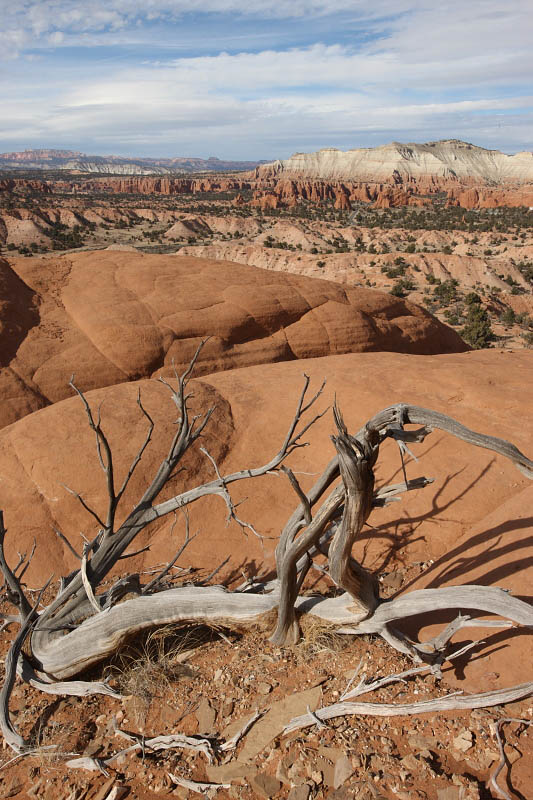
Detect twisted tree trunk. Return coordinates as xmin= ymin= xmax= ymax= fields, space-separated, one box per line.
xmin=1 ymin=345 xmax=533 ymax=753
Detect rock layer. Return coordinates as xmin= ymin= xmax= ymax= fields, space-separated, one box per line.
xmin=253 ymin=140 xmax=533 ymax=183
xmin=0 ymin=251 xmax=467 ymax=429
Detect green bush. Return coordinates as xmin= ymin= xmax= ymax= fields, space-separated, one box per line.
xmin=390 ymin=278 xmax=415 ymax=298
xmin=501 ymin=308 xmax=516 ymax=326
xmin=433 ymin=279 xmax=459 ymax=306
xmin=461 ymin=304 xmax=494 ymax=349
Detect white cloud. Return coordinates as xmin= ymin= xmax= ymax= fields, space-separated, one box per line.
xmin=0 ymin=0 xmax=531 ymax=156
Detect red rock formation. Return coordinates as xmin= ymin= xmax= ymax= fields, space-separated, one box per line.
xmin=2 ymin=170 xmax=532 ymax=209
xmin=1 ymin=348 xmax=531 ymax=696
xmin=0 ymin=178 xmax=52 ymax=194
xmin=0 ymin=251 xmax=468 ymax=430
xmin=372 ymin=186 xmax=429 ymax=208
xmin=447 ymin=186 xmax=533 ymax=209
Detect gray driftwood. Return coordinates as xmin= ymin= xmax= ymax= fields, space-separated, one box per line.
xmin=1 ymin=341 xmax=532 ymax=753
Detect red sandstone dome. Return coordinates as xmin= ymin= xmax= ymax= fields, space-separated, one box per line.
xmin=0 ymin=251 xmax=467 ymax=430
xmin=0 ymin=349 xmax=531 ymax=690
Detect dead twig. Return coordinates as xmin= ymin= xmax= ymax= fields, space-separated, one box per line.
xmin=487 ymin=717 xmax=533 ymax=800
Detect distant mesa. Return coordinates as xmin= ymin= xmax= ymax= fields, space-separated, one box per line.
xmin=251 ymin=139 xmax=533 ymax=184
xmin=0 ymin=148 xmax=270 ymax=175
xmin=2 ymin=139 xmax=532 ymax=209
xmin=0 ymin=251 xmax=467 ymax=430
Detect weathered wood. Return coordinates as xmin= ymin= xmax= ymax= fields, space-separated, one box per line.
xmin=1 ymin=345 xmax=533 ymax=756
xmin=328 ymin=406 xmax=379 ymax=617
xmin=284 ymin=683 xmax=533 ymax=733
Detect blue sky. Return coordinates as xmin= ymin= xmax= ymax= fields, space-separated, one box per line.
xmin=1 ymin=0 xmax=532 ymax=160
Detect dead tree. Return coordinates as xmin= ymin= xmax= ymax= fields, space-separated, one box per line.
xmin=1 ymin=341 xmax=533 ymax=754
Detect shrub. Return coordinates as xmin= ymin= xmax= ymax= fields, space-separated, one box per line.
xmin=390 ymin=278 xmax=415 ymax=298
xmin=433 ymin=279 xmax=459 ymax=306
xmin=461 ymin=304 xmax=494 ymax=349
xmin=501 ymin=308 xmax=516 ymax=326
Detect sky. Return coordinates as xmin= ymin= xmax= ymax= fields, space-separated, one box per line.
xmin=1 ymin=0 xmax=532 ymax=161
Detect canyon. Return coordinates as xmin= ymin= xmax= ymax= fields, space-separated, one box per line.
xmin=0 ymin=138 xmax=532 ymax=800
xmin=3 ymin=139 xmax=533 ymax=210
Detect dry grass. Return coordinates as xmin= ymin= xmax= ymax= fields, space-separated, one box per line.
xmin=297 ymin=616 xmax=351 ymax=660
xmin=104 ymin=624 xmax=213 ymax=709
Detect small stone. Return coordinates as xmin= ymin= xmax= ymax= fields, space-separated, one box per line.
xmin=288 ymin=762 xmax=303 ymax=780
xmin=104 ymin=788 xmax=129 ymax=800
xmin=27 ymin=780 xmax=43 ymax=799
xmin=214 ymin=669 xmax=224 ymax=681
xmin=288 ymin=786 xmax=311 ymax=800
xmin=318 ymin=746 xmax=343 ymax=761
xmin=313 ymin=757 xmax=335 ymax=786
xmin=222 ymin=699 xmax=234 ymax=717
xmin=275 ymin=759 xmax=290 ymax=785
xmin=310 ymin=770 xmax=323 ymax=785
xmin=400 ymin=754 xmax=419 ymax=771
xmin=258 ymin=682 xmax=272 ymax=694
xmin=453 ymin=730 xmax=473 ymax=752
xmin=333 ymin=755 xmax=354 ymax=789
xmin=251 ymin=773 xmax=282 ymax=799
xmin=196 ymin=697 xmax=216 ymax=733
xmin=381 ymin=570 xmax=403 ymax=589
xmin=408 ymin=734 xmax=438 ymax=752
xmin=4 ymin=779 xmax=24 ymax=799
xmin=476 ymin=749 xmax=500 ymax=769
xmin=504 ymin=743 xmax=522 ymax=764
xmin=83 ymin=740 xmax=103 ymax=757
xmin=437 ymin=789 xmax=461 ymax=800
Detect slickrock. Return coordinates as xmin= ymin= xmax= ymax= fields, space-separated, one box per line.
xmin=0 ymin=251 xmax=466 ymax=429
xmin=0 ymin=348 xmax=531 ymax=693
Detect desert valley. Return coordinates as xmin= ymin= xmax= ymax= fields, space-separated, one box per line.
xmin=0 ymin=137 xmax=533 ymax=800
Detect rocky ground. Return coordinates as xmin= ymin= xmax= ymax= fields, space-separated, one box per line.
xmin=0 ymin=177 xmax=532 ymax=800
xmin=1 ymin=349 xmax=533 ymax=799
xmin=1 ymin=186 xmax=531 ymax=351
xmin=2 ymin=573 xmax=532 ymax=800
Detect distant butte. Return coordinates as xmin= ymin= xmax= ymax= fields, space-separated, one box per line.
xmin=251 ymin=139 xmax=533 ymax=183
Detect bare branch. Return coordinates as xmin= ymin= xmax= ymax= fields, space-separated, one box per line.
xmin=115 ymin=727 xmax=214 ymax=762
xmin=69 ymin=378 xmax=117 ymax=532
xmin=17 ymin=656 xmax=121 ymax=699
xmin=115 ymin=388 xmax=155 ymax=505
xmin=62 ymin=484 xmax=106 ymax=530
xmin=327 ymin=403 xmax=379 ymax=617
xmin=16 ymin=540 xmax=36 ymax=584
xmin=198 ymin=555 xmax=231 ymax=586
xmin=487 ymin=718 xmax=532 ymax=800
xmin=54 ymin=528 xmax=82 ymax=560
xmin=284 ymin=682 xmax=533 ymax=734
xmin=141 ymin=512 xmax=197 ymax=595
xmin=372 ymin=476 xmax=434 ymax=507
xmin=220 ymin=709 xmax=265 ymax=752
xmin=0 ymin=511 xmax=31 ymax=618
xmin=80 ymin=543 xmax=102 ymax=614
xmin=168 ymin=774 xmax=230 ymax=793
xmin=0 ymin=577 xmax=52 ymax=753
xmin=281 ymin=467 xmax=312 ymax=524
